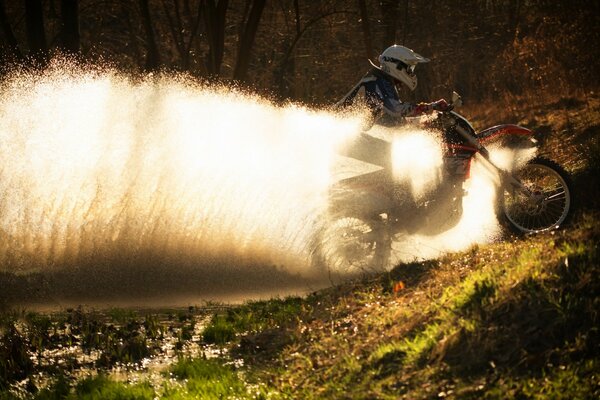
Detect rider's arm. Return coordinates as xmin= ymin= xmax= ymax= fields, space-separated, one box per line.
xmin=375 ymin=77 xmax=450 ymax=118
xmin=371 ymin=78 xmax=425 ymax=118
xmin=381 ymin=97 xmax=419 ymax=118
xmin=384 ymin=98 xmax=450 ymax=118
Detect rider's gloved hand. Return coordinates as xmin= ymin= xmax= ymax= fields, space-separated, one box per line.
xmin=413 ymin=99 xmax=452 ymax=116
xmin=431 ymin=99 xmax=451 ymax=111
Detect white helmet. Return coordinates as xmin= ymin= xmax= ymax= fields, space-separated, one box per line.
xmin=376 ymin=45 xmax=430 ymax=91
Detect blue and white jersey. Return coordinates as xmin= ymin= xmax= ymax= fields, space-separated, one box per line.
xmin=337 ymin=68 xmax=418 ymax=120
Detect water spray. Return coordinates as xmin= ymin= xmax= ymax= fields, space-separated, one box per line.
xmin=0 ymin=60 xmax=525 ymax=307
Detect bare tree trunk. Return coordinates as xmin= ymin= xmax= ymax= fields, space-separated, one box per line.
xmin=275 ymin=0 xmax=300 ymax=98
xmin=0 ymin=0 xmax=23 ymax=60
xmin=233 ymin=0 xmax=266 ymax=83
xmin=358 ymin=0 xmax=374 ymax=62
xmin=163 ymin=0 xmax=187 ymax=66
xmin=293 ymin=0 xmax=300 ymax=36
xmin=203 ymin=0 xmax=228 ymax=77
xmin=402 ymin=0 xmax=409 ymax=45
xmin=25 ymin=0 xmax=48 ymax=62
xmin=184 ymin=0 xmax=204 ymax=70
xmin=60 ymin=0 xmax=80 ymax=54
xmin=379 ymin=0 xmax=400 ymax=46
xmin=139 ymin=0 xmax=161 ymax=71
xmin=508 ymin=0 xmax=520 ymax=38
xmin=119 ymin=2 xmax=143 ymax=69
xmin=162 ymin=0 xmax=203 ymax=70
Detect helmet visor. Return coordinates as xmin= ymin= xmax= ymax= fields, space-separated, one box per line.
xmin=396 ymin=61 xmax=416 ymax=76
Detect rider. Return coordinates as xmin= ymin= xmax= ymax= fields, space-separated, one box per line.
xmin=337 ymin=45 xmax=450 ymax=124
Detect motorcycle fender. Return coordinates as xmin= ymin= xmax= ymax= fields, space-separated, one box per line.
xmin=477 ymin=124 xmax=537 ymax=150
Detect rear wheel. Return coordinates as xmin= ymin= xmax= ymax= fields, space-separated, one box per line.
xmin=312 ymin=215 xmax=390 ymax=279
xmin=499 ymin=157 xmax=573 ymax=233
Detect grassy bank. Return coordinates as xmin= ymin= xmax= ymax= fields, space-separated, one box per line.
xmin=235 ymin=211 xmax=598 ymax=399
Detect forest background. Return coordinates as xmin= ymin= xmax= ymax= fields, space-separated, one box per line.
xmin=1 ymin=0 xmax=599 ymax=109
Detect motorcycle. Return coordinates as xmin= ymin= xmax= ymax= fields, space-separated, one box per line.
xmin=312 ymin=92 xmax=573 ymax=276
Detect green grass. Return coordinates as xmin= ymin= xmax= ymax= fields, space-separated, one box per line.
xmin=201 ymin=315 xmax=236 ymax=345
xmin=164 ymin=357 xmax=256 ymax=399
xmin=72 ymin=375 xmax=154 ymax=400
xmin=202 ymin=296 xmax=305 ymax=345
xmin=481 ymin=359 xmax=599 ymax=400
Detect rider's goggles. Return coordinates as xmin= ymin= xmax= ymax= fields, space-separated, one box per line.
xmin=382 ymin=56 xmax=416 ymax=75
xmin=398 ymin=62 xmax=416 ymax=75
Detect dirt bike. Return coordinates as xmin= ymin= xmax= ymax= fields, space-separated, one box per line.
xmin=312 ymin=92 xmax=573 ymax=277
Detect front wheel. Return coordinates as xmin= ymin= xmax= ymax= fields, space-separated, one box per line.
xmin=499 ymin=157 xmax=573 ymax=234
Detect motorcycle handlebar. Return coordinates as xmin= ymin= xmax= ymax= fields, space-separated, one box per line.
xmin=450 ymin=91 xmax=463 ymax=108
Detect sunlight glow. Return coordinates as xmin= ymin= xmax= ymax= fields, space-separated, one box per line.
xmin=391 ymin=129 xmax=444 ymax=200
xmin=0 ymin=60 xmax=531 ymax=290
xmin=0 ymin=62 xmax=361 ymax=276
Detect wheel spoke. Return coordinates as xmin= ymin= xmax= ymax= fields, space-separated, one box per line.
xmin=544 ymin=191 xmax=566 ymax=202
xmin=502 ymin=160 xmax=571 ymax=233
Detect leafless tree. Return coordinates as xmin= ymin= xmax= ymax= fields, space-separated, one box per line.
xmin=0 ymin=0 xmax=23 ymax=60
xmin=25 ymin=0 xmax=47 ymax=62
xmin=379 ymin=0 xmax=400 ymax=47
xmin=202 ymin=0 xmax=228 ymax=77
xmin=139 ymin=0 xmax=161 ymax=70
xmin=233 ymin=0 xmax=266 ymax=83
xmin=60 ymin=0 xmax=80 ymax=54
xmin=357 ymin=0 xmax=374 ymax=61
xmin=161 ymin=0 xmax=203 ymax=69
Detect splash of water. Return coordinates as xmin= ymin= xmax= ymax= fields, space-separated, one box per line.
xmin=0 ymin=60 xmax=531 ymax=306
xmin=0 ymin=61 xmax=367 ymax=304
xmin=391 ymin=127 xmax=444 ymax=200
